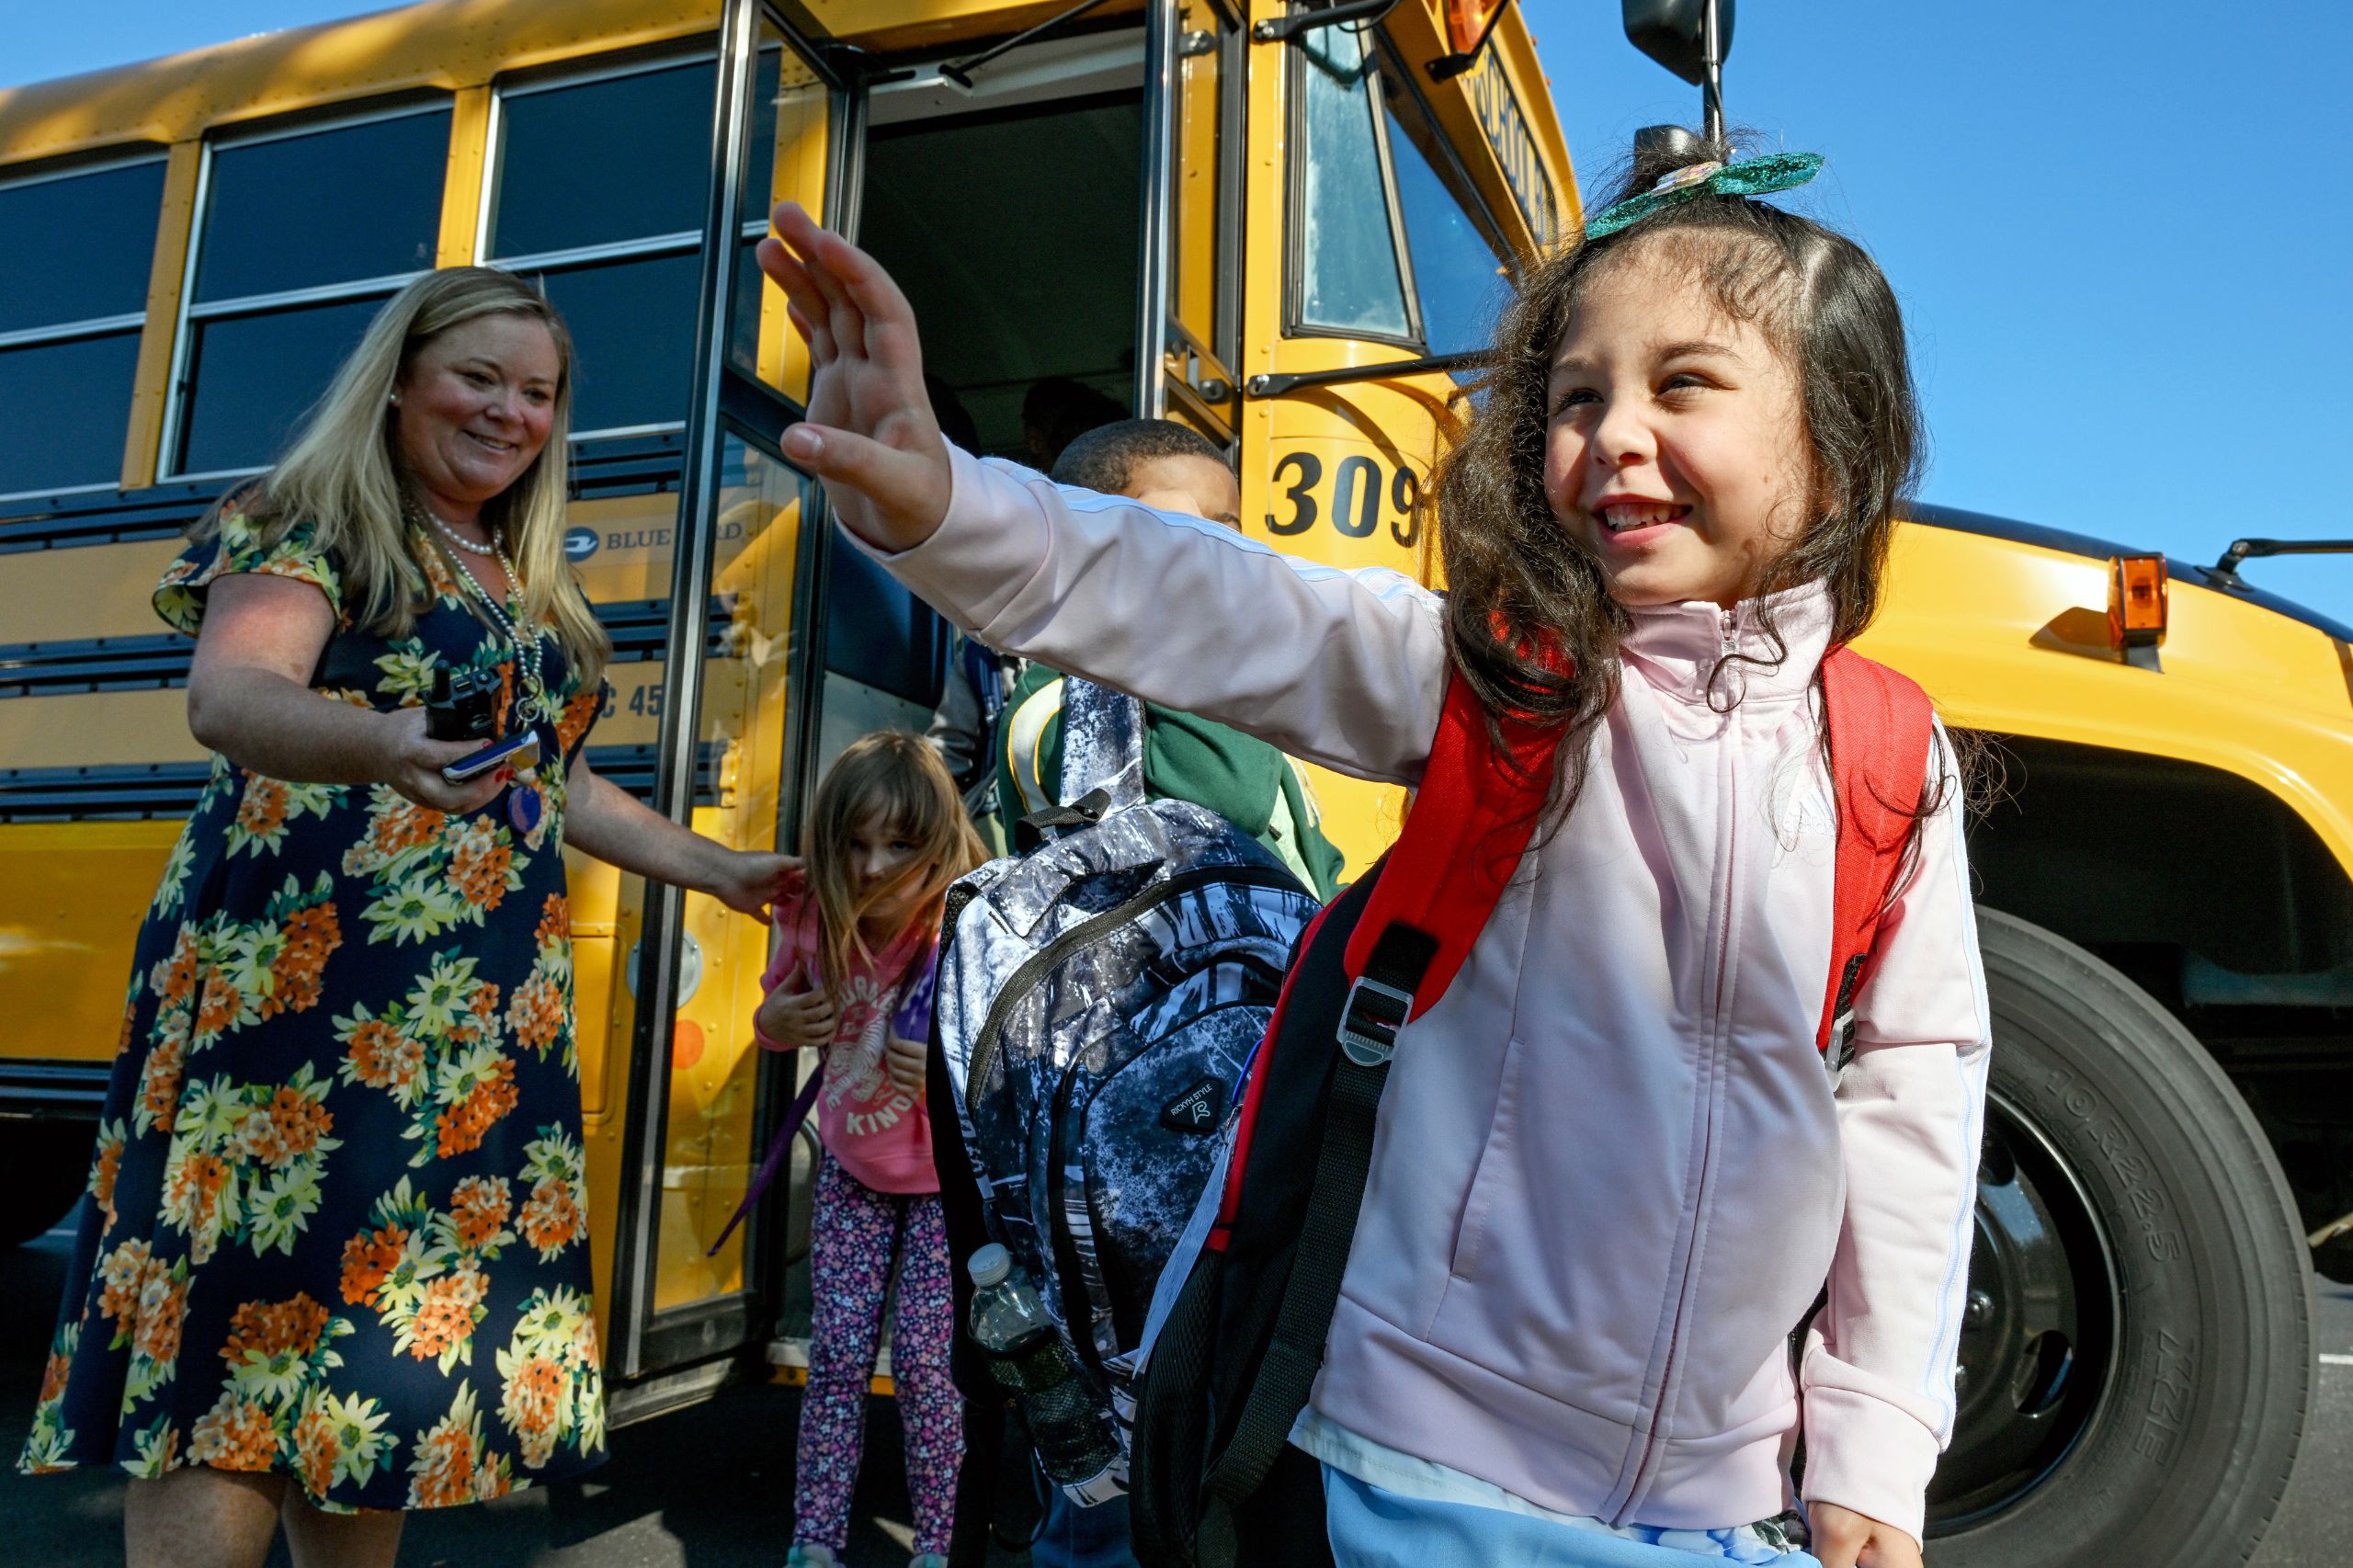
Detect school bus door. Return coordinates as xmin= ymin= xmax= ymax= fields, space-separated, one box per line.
xmin=598 ymin=0 xmax=865 ymax=1419
xmin=1146 ymin=0 xmax=1245 ymax=445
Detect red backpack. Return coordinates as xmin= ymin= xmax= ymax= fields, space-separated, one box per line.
xmin=1127 ymin=649 xmax=1936 ymax=1568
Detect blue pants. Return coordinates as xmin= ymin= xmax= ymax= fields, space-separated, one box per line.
xmin=1323 ymin=1465 xmax=1823 ymax=1568
xmin=1032 ymin=1485 xmax=1138 ymax=1568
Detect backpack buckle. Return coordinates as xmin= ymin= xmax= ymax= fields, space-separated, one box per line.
xmin=1825 ymin=1012 xmax=1857 ymax=1076
xmin=1337 ymin=974 xmax=1414 ymax=1067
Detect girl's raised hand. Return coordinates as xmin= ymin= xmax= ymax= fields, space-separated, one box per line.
xmin=756 ymin=202 xmax=952 ymax=553
xmin=1806 ymin=1504 xmax=1924 ymax=1568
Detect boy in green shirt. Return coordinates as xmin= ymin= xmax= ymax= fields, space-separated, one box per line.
xmin=995 ymin=420 xmax=1347 ymax=900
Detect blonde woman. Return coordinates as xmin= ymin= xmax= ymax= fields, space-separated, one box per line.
xmin=20 ymin=267 xmax=794 ymax=1568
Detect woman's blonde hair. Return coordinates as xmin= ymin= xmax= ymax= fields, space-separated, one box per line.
xmin=199 ymin=267 xmax=609 ymax=684
xmin=806 ymin=732 xmax=987 ymax=1001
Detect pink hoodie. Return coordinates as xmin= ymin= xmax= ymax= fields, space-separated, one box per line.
xmin=851 ymin=448 xmax=1991 ymax=1545
xmin=756 ymin=882 xmax=941 ymax=1195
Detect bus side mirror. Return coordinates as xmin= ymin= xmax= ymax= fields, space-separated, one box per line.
xmin=1622 ymin=0 xmax=1736 ymax=85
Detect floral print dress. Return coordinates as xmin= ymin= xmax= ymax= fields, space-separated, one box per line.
xmin=20 ymin=508 xmax=609 ymax=1510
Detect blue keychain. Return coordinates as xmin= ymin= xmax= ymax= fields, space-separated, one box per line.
xmin=506 ymin=779 xmax=544 ymax=835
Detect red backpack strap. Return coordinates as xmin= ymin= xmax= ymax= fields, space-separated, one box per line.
xmin=1332 ymin=671 xmax=1561 ymax=1063
xmin=1816 ymin=647 xmax=1938 ymax=1060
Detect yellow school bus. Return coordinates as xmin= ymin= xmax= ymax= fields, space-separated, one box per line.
xmin=0 ymin=2 xmax=2336 ymax=1561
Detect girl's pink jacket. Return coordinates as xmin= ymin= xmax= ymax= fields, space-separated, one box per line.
xmin=756 ymin=882 xmax=940 ymax=1195
xmin=854 ymin=448 xmax=1992 ymax=1545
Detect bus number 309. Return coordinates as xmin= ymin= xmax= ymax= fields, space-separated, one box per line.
xmin=1265 ymin=451 xmax=1422 ymax=547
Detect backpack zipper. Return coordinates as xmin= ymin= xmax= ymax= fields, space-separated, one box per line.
xmin=960 ymin=862 xmax=1310 ymax=1097
xmin=1048 ymin=981 xmax=1285 ymax=1375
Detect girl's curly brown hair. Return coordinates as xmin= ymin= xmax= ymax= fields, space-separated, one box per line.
xmin=1436 ymin=129 xmax=1930 ymax=824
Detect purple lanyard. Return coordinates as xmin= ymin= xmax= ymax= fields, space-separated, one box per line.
xmin=705 ymin=948 xmax=938 ymax=1257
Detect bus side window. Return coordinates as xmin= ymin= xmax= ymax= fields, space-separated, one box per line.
xmin=816 ymin=543 xmax=954 ymax=767
xmin=484 ymin=58 xmax=715 ymax=438
xmin=0 ymin=155 xmax=166 ymax=498
xmin=170 ymin=106 xmax=449 ymax=478
xmin=1288 ymin=23 xmax=1415 ymax=345
xmin=1380 ymin=70 xmax=1517 ymax=361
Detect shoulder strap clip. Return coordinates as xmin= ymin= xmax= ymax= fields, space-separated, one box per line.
xmin=1337 ymin=974 xmax=1415 ymax=1067
xmin=1338 ymin=920 xmax=1441 ymax=1066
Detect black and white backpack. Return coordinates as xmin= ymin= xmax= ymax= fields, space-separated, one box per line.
xmin=935 ymin=677 xmax=1322 ymax=1498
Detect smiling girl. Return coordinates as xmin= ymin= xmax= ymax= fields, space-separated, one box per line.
xmin=755 ymin=132 xmax=1987 ymax=1568
xmin=756 ymin=732 xmax=985 ymax=1568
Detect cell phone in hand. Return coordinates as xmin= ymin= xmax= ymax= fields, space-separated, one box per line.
xmin=440 ymin=730 xmax=540 ymax=785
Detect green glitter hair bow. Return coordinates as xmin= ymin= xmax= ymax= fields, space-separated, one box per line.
xmin=1582 ymin=152 xmax=1825 ymax=240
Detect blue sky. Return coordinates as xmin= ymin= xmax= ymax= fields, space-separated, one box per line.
xmin=1524 ymin=0 xmax=2353 ymax=623
xmin=9 ymin=0 xmax=2351 ymax=621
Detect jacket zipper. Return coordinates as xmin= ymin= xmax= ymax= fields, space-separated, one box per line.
xmin=1622 ymin=605 xmax=1745 ymax=1513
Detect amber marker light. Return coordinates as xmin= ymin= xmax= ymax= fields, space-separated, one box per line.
xmin=2109 ymin=554 xmax=2169 ymax=671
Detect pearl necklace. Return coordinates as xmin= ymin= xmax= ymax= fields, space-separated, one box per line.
xmin=406 ymin=495 xmax=548 ymax=725
xmin=420 ymin=506 xmax=499 ymax=557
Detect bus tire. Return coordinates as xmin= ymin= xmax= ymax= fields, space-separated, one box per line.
xmin=0 ymin=1120 xmax=96 ymax=1249
xmin=1923 ymin=908 xmax=2311 ymax=1568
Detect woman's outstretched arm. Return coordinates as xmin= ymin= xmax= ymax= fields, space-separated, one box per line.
xmin=563 ymin=756 xmax=798 ymax=921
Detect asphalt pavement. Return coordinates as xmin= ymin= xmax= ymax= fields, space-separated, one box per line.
xmin=1 ymin=1215 xmax=2346 ymax=1566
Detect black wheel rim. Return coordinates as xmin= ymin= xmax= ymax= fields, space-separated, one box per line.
xmin=1925 ymin=1088 xmax=2120 ymax=1530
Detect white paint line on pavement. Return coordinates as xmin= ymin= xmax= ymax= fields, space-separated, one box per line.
xmin=2321 ymin=1353 xmax=2353 ymax=1366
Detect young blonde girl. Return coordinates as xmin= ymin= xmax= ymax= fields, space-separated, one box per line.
xmin=759 ymin=732 xmax=985 ymax=1568
xmin=757 ymin=133 xmax=1984 ymax=1568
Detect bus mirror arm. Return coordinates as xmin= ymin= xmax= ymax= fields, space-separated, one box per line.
xmin=1426 ymin=0 xmax=1518 ymax=82
xmin=2209 ymin=537 xmax=2353 ymax=591
xmin=1622 ymin=0 xmax=1735 ymax=142
xmin=1245 ymin=352 xmax=1487 ymax=399
xmin=1252 ymin=0 xmax=1401 ymax=46
xmin=938 ymin=0 xmax=1119 ymax=87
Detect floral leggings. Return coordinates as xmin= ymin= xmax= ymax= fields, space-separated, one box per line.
xmin=794 ymin=1152 xmax=962 ymax=1555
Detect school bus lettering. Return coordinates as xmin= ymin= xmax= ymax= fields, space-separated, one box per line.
xmin=1330 ymin=455 xmax=1381 ymax=539
xmin=1266 ymin=451 xmax=1321 ymax=536
xmin=1267 ymin=449 xmax=1422 ymax=546
xmin=1390 ymin=464 xmax=1422 ymax=547
xmin=1465 ymin=50 xmax=1558 ymax=244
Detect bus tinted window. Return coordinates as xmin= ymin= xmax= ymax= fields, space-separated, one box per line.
xmin=727 ymin=40 xmax=796 ymax=384
xmin=176 ymin=297 xmax=384 ymax=477
xmin=0 ymin=154 xmax=165 ymax=494
xmin=0 ymin=158 xmax=165 ymax=335
xmin=0 ymin=335 xmax=142 ymax=496
xmin=1292 ymin=26 xmax=1411 ymax=342
xmin=488 ymin=61 xmax=711 ymax=259
xmin=1384 ymin=106 xmax=1509 ymax=358
xmin=193 ymin=109 xmax=449 ymax=302
xmin=171 ymin=105 xmax=448 ymax=476
xmin=487 ymin=58 xmax=712 ymax=436
xmin=533 ymin=251 xmax=699 ymax=435
xmin=823 ymin=541 xmax=950 ymax=709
